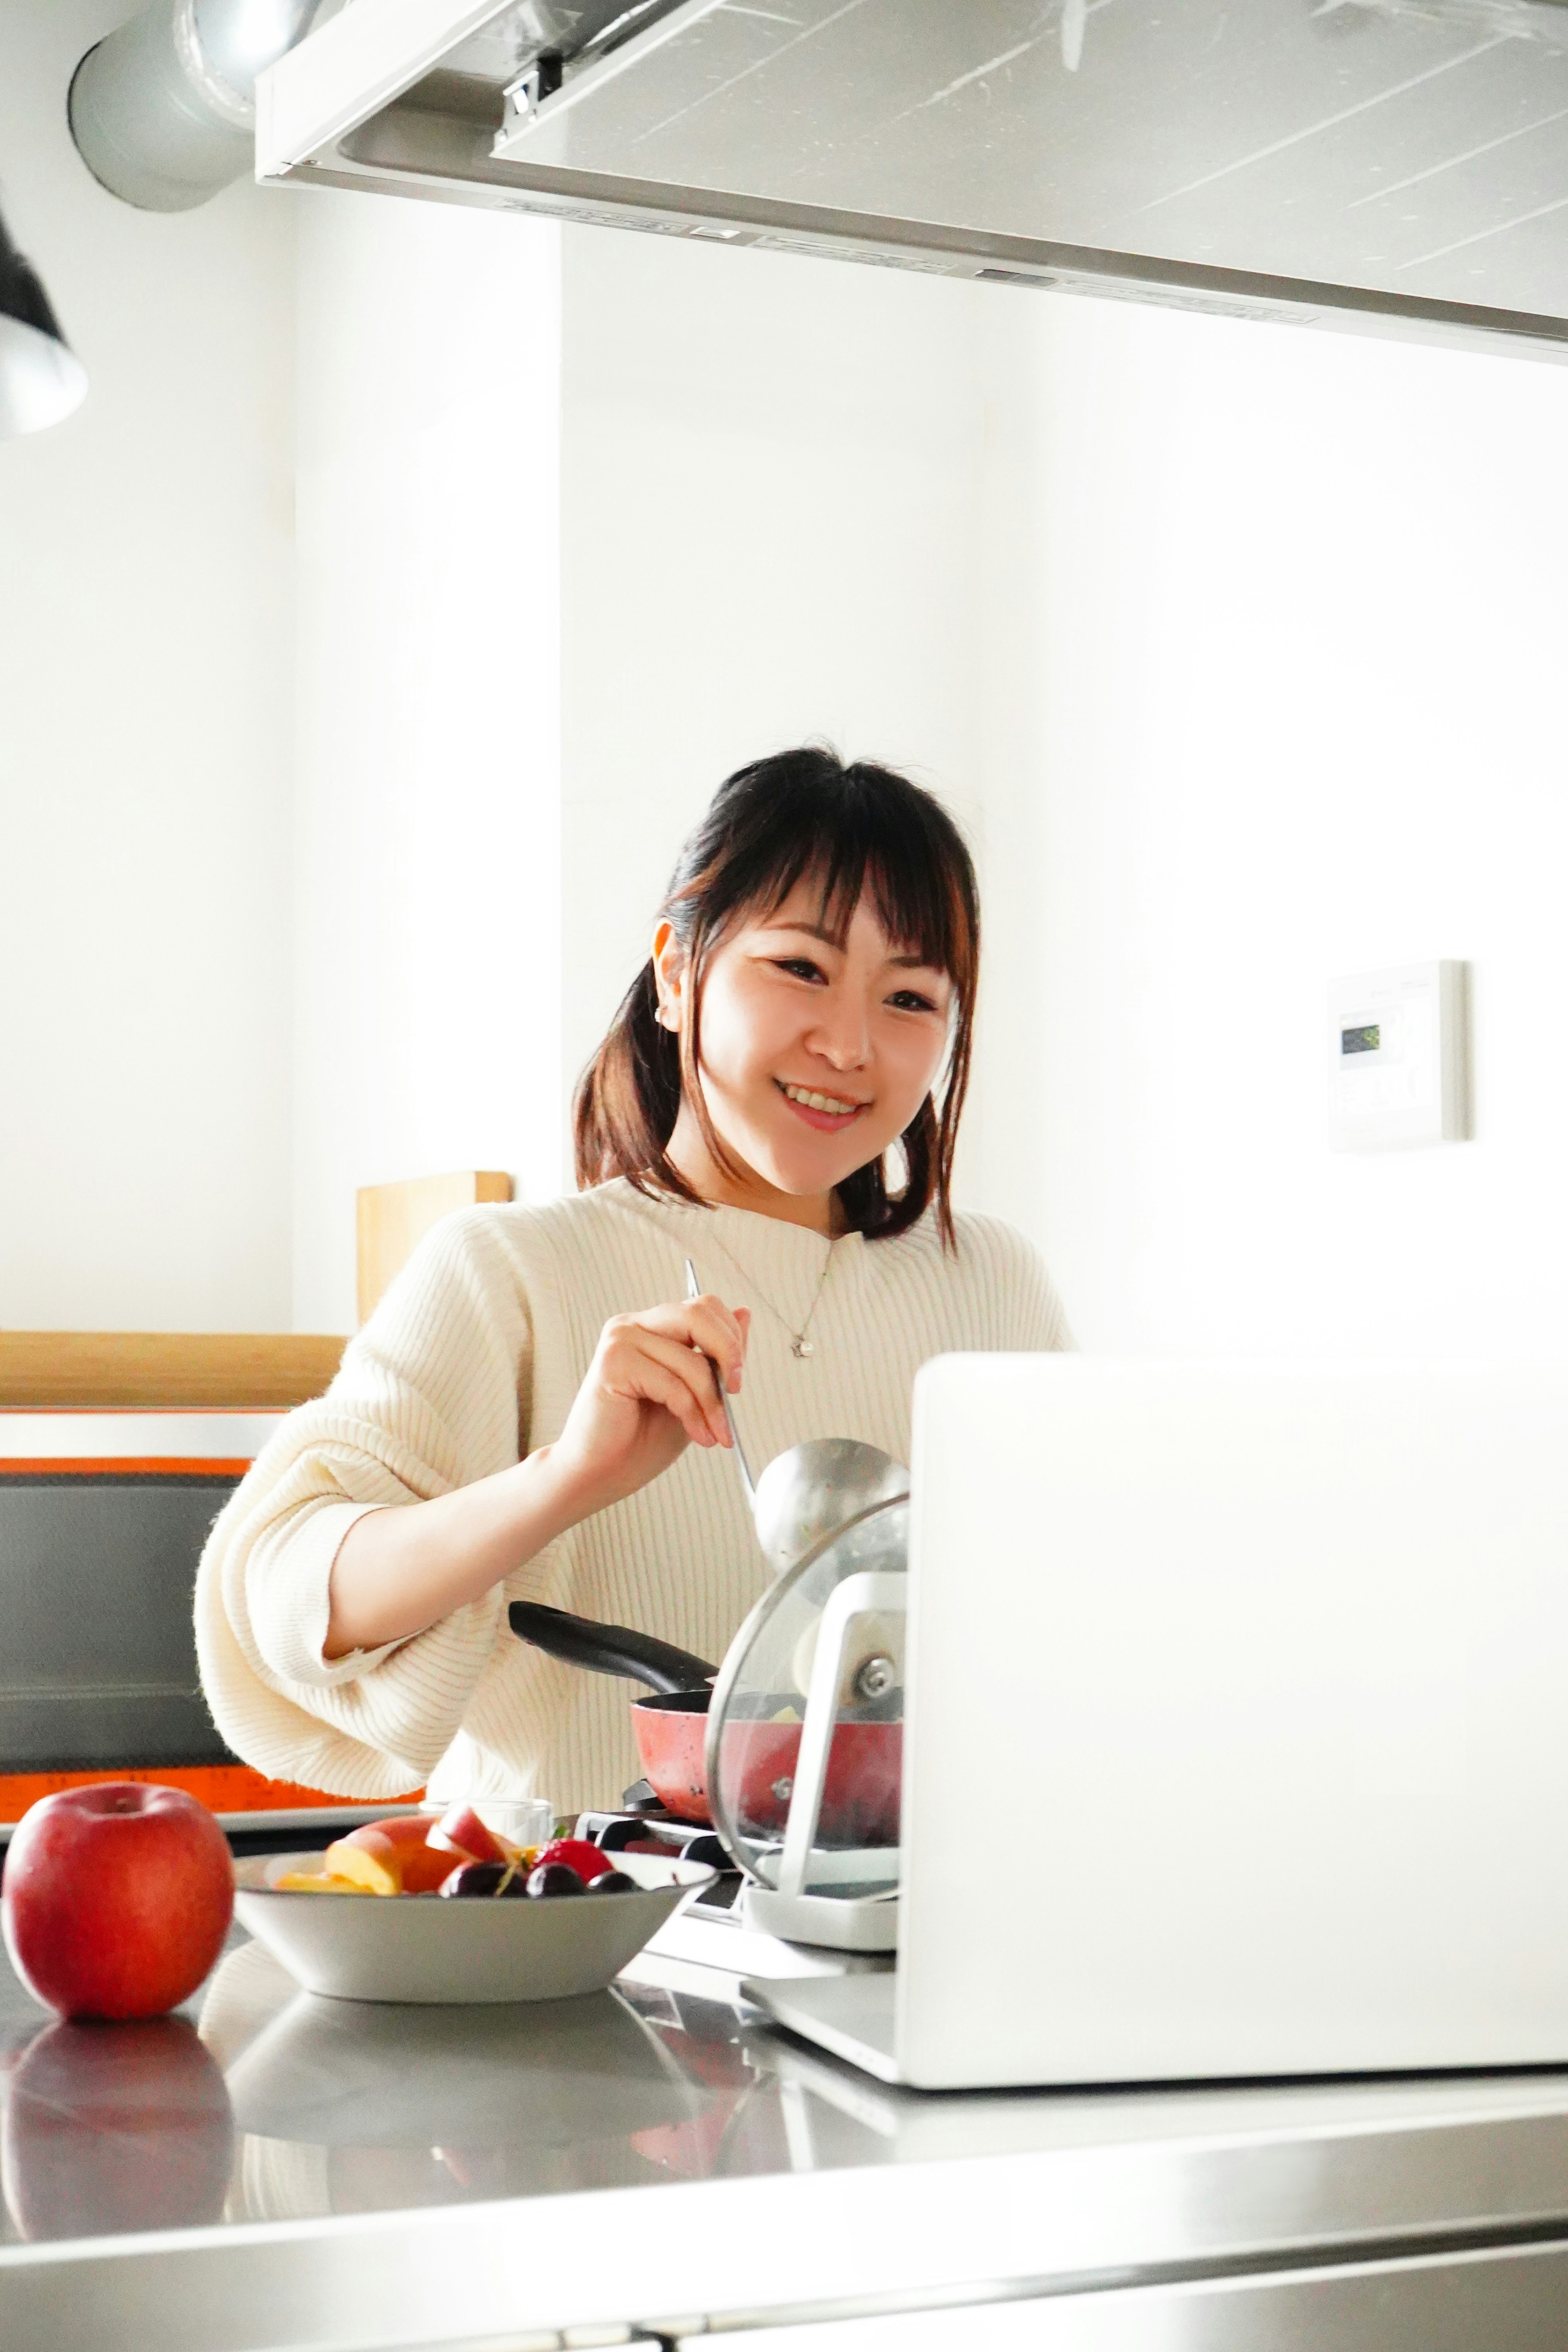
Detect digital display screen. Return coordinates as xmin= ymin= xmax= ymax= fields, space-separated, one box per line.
xmin=1341 ymin=1024 xmax=1381 ymax=1056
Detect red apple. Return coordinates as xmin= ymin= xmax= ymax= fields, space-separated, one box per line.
xmin=2 ymin=1783 xmax=234 ymax=2020
xmin=425 ymin=1804 xmax=508 ymax=1868
xmin=348 ymin=1814 xmax=432 ymax=1851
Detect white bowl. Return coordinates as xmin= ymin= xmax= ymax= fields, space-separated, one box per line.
xmin=232 ymin=1849 xmax=713 ymax=2005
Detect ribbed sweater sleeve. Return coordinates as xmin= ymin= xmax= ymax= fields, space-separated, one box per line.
xmin=194 ymin=1211 xmax=531 ymax=1798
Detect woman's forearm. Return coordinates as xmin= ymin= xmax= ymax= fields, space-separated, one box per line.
xmin=323 ymin=1446 xmax=591 ymax=1658
xmin=323 ymin=1288 xmax=748 ymax=1661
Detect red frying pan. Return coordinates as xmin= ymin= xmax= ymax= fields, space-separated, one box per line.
xmin=509 ymin=1601 xmax=900 ymax=1842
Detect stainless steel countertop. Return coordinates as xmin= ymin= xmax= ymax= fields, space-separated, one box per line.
xmin=8 ymin=1920 xmax=1568 ymax=2348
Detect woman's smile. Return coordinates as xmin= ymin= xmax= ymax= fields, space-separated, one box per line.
xmin=776 ymin=1078 xmax=869 ymax=1132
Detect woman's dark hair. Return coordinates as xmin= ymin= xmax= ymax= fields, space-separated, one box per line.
xmin=573 ymin=746 xmax=980 ymax=1245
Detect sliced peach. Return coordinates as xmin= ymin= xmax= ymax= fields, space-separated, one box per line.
xmin=396 ymin=1842 xmax=460 ymax=1895
xmin=339 ymin=1816 xmax=452 ymax=1893
xmin=322 ymin=1833 xmax=401 ymax=1895
xmin=274 ymin=1871 xmax=369 ymax=1894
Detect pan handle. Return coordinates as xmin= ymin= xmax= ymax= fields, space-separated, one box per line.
xmin=508 ymin=1601 xmax=716 ymax=1696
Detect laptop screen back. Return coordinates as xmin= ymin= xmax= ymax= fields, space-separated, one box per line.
xmin=900 ymin=1356 xmax=1568 ymax=2090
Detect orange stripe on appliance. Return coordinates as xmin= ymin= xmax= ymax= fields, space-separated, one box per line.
xmin=0 ymin=1459 xmax=254 ymax=1477
xmin=0 ymin=1765 xmax=423 ymax=1826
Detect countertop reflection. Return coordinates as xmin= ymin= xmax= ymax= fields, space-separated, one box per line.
xmin=0 ymin=1928 xmax=784 ymax=2240
xmin=211 ymin=1938 xmax=770 ymax=2222
xmin=12 ymin=1923 xmax=1568 ymax=2257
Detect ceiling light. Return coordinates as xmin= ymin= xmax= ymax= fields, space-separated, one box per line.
xmin=0 ymin=205 xmax=87 ymax=439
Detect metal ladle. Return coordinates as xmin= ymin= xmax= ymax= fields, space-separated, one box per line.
xmin=684 ymin=1258 xmax=909 ymax=1573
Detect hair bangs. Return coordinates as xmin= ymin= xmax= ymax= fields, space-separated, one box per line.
xmin=762 ymin=766 xmax=970 ymax=990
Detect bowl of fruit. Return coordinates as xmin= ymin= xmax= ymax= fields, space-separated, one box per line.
xmin=231 ymin=1808 xmax=714 ymax=2005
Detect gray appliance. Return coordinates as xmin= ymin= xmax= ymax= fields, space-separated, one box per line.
xmin=0 ymin=1414 xmax=285 ymax=1803
xmin=0 ymin=1412 xmax=395 ymax=1844
xmin=0 ymin=1467 xmax=240 ymax=1773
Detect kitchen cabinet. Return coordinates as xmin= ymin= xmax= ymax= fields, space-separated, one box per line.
xmin=726 ymin=2247 xmax=1568 ymax=2348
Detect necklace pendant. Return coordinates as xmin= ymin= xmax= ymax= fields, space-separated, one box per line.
xmin=792 ymin=1336 xmax=815 ymax=1360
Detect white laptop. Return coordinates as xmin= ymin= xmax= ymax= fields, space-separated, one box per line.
xmin=748 ymin=1356 xmax=1568 ymax=2089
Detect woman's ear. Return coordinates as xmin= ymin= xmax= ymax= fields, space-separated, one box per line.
xmin=651 ymin=920 xmax=686 ymax=1033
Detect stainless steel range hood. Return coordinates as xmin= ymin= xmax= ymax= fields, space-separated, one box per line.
xmin=259 ymin=0 xmax=1568 ymax=358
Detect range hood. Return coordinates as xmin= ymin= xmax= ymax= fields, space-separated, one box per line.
xmin=259 ymin=0 xmax=1568 ymax=358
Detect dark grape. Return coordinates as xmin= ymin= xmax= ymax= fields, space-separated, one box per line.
xmin=525 ymin=1862 xmax=584 ymax=1898
xmin=587 ymin=1870 xmax=638 ymax=1895
xmin=439 ymin=1860 xmax=527 ymax=1898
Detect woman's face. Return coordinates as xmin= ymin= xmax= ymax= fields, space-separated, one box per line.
xmin=655 ymin=878 xmax=953 ymax=1222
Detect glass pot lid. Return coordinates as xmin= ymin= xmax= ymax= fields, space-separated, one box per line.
xmin=705 ymin=1499 xmax=907 ymax=1900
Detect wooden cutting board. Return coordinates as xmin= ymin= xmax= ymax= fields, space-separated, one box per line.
xmin=356 ymin=1170 xmax=513 ymax=1324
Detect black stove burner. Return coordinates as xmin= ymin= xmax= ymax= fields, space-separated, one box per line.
xmin=575 ymin=1803 xmax=731 ymax=1874
xmin=573 ymin=1801 xmax=760 ymax=1922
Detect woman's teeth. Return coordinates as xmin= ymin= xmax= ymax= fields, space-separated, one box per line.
xmin=782 ymin=1082 xmax=862 ymax=1117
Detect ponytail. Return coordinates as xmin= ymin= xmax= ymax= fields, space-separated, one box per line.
xmin=572 ymin=960 xmax=694 ymax=1197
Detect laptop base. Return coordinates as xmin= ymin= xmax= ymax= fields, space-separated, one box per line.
xmin=744 ymin=1971 xmax=902 ymax=2082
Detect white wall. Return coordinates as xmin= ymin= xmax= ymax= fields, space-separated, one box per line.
xmin=291 ymin=215 xmax=993 ymax=1329
xmin=0 ymin=0 xmax=295 ymax=1331
xmin=13 ymin=26 xmax=1568 ymax=1369
xmin=968 ymin=292 xmax=1568 ymax=1362
xmin=291 ymin=191 xmax=561 ymax=1335
xmin=545 ymin=226 xmax=1568 ymax=1379
xmin=558 ymin=228 xmax=990 ymax=1142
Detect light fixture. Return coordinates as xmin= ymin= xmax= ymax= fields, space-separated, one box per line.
xmin=69 ymin=0 xmax=319 ymax=214
xmin=0 ymin=204 xmax=87 ymax=439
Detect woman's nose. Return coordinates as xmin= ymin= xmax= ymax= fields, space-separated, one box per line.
xmin=808 ymin=994 xmax=871 ymax=1069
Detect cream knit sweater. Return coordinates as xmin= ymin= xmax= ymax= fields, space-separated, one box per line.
xmin=195 ymin=1180 xmax=1071 ymax=1814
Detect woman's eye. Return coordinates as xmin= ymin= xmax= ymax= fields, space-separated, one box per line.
xmin=889 ymin=989 xmax=940 ymax=1014
xmin=773 ymin=957 xmax=825 ymax=983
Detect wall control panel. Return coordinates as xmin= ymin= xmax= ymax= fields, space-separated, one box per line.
xmin=1327 ymin=961 xmax=1470 ymax=1152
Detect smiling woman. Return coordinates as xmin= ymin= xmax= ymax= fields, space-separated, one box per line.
xmin=576 ymin=749 xmax=979 ymax=1249
xmin=195 ymin=749 xmax=1071 ymax=1815
xmin=576 ymin=757 xmax=982 ymax=1261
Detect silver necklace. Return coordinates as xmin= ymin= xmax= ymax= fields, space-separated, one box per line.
xmin=705 ymin=1227 xmax=835 ymax=1359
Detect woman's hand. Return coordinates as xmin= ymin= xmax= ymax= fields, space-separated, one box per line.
xmin=545 ymin=1293 xmax=751 ymax=1521
xmin=323 ymin=1291 xmax=749 ymax=1657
